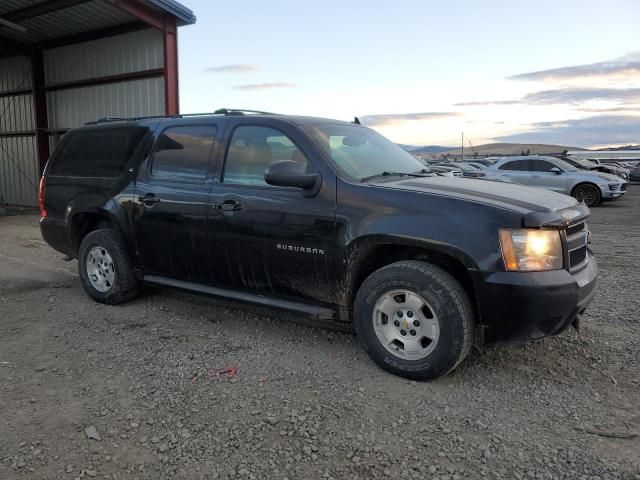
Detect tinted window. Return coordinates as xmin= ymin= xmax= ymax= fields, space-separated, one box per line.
xmin=49 ymin=126 xmax=148 ymax=177
xmin=223 ymin=126 xmax=308 ymax=186
xmin=152 ymin=126 xmax=216 ymax=182
xmin=499 ymin=160 xmax=531 ymax=171
xmin=529 ymin=160 xmax=557 ymax=172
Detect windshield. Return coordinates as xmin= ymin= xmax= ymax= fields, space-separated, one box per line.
xmin=304 ymin=123 xmax=429 ymax=181
xmin=552 ymin=157 xmax=579 ymax=172
xmin=565 ymin=157 xmax=595 ymax=169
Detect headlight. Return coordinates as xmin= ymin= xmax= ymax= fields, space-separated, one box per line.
xmin=499 ymin=229 xmax=563 ymax=271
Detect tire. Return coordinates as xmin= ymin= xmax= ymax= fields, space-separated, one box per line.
xmin=354 ymin=260 xmax=473 ymax=380
xmin=572 ymin=183 xmax=601 ymax=207
xmin=78 ymin=228 xmax=139 ymax=305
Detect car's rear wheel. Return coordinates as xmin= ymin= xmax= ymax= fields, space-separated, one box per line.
xmin=354 ymin=260 xmax=473 ymax=380
xmin=572 ymin=183 xmax=601 ymax=207
xmin=78 ymin=229 xmax=139 ymax=304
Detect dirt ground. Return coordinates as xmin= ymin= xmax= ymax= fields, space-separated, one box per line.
xmin=1 ymin=186 xmax=639 ymax=480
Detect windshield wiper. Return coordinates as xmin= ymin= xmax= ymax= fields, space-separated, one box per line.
xmin=360 ymin=170 xmax=429 ymax=182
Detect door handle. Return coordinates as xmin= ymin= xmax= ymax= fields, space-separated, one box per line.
xmin=212 ymin=199 xmax=244 ymax=212
xmin=139 ymin=193 xmax=161 ymax=206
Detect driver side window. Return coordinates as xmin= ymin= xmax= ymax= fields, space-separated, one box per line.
xmin=223 ymin=126 xmax=308 ymax=186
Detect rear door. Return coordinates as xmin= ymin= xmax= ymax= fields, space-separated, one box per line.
xmin=133 ymin=122 xmax=221 ymax=281
xmin=206 ymin=119 xmax=337 ymax=303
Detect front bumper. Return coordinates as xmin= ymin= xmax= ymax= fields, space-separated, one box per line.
xmin=600 ymin=184 xmax=626 ymax=200
xmin=472 ymin=252 xmax=597 ymax=344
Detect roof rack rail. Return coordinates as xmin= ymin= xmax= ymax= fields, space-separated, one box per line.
xmin=212 ymin=108 xmax=278 ymax=116
xmin=85 ymin=109 xmax=278 ymax=125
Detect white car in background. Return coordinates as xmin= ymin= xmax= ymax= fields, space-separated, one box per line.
xmin=487 ymin=156 xmax=627 ymax=207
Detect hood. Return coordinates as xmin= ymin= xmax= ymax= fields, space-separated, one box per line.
xmin=373 ymin=176 xmax=580 ymax=215
xmin=581 ymin=170 xmax=624 ymax=182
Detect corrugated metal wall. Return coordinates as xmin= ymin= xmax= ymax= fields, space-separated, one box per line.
xmin=47 ymin=77 xmax=165 ymax=128
xmin=45 ymin=29 xmax=165 ymax=130
xmin=0 ymin=56 xmax=39 ymax=206
xmin=1 ymin=29 xmax=166 ymax=206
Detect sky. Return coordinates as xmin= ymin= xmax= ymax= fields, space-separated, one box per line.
xmin=177 ymin=0 xmax=640 ymax=148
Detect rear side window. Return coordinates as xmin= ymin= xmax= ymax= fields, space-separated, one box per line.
xmin=151 ymin=126 xmax=217 ymax=182
xmin=49 ymin=126 xmax=149 ymax=177
xmin=529 ymin=160 xmax=556 ymax=172
xmin=499 ymin=160 xmax=531 ymax=171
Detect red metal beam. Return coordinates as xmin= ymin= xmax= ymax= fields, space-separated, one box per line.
xmin=31 ymin=50 xmax=50 ymax=173
xmin=163 ymin=18 xmax=179 ymax=115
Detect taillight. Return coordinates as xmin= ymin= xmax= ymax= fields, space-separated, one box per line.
xmin=38 ymin=176 xmax=47 ymax=218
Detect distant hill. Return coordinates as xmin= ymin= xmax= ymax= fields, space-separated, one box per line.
xmin=398 ymin=144 xmax=454 ymax=154
xmin=442 ymin=143 xmax=587 ymax=156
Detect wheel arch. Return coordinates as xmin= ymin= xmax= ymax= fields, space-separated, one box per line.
xmin=570 ymin=181 xmax=602 ymax=205
xmin=67 ymin=207 xmax=126 ymax=256
xmin=342 ymin=235 xmax=480 ymax=323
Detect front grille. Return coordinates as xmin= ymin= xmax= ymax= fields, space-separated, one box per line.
xmin=570 ymin=247 xmax=587 ymax=267
xmin=566 ymin=220 xmax=589 ymax=272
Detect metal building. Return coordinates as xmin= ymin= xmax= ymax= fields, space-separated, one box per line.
xmin=0 ymin=0 xmax=196 ymax=207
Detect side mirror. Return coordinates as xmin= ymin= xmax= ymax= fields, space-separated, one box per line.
xmin=265 ymin=160 xmax=320 ymax=190
xmin=550 ymin=167 xmax=562 ymax=175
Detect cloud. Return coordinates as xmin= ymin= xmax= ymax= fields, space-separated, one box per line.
xmin=510 ymin=52 xmax=640 ymax=82
xmin=455 ymin=88 xmax=640 ymax=108
xmin=232 ymin=82 xmax=297 ymax=91
xmin=522 ymin=87 xmax=640 ymax=105
xmin=360 ymin=112 xmax=460 ymax=126
xmin=579 ymin=105 xmax=640 ymax=113
xmin=203 ymin=64 xmax=261 ymax=73
xmin=494 ymin=115 xmax=640 ymax=147
xmin=454 ymin=100 xmax=519 ymax=107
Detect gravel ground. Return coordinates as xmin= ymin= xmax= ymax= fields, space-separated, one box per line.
xmin=1 ymin=186 xmax=639 ymax=480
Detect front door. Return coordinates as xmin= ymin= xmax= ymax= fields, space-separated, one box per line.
xmin=133 ymin=123 xmax=220 ymax=281
xmin=207 ymin=122 xmax=336 ymax=303
xmin=526 ymin=159 xmax=569 ymax=193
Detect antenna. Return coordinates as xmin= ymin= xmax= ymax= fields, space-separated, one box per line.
xmin=353 ymin=117 xmax=361 ymax=125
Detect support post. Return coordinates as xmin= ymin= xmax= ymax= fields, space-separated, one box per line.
xmin=163 ymin=17 xmax=179 ymax=115
xmin=31 ymin=49 xmax=49 ymax=173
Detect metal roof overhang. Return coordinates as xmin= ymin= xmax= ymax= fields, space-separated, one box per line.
xmin=0 ymin=0 xmax=196 ymax=57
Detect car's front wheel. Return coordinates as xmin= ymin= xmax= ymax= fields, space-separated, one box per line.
xmin=354 ymin=260 xmax=473 ymax=380
xmin=572 ymin=183 xmax=601 ymax=207
xmin=78 ymin=229 xmax=139 ymax=304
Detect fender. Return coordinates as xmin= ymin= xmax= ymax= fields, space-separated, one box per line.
xmin=64 ymin=192 xmax=137 ymax=260
xmin=336 ymin=233 xmax=481 ymax=309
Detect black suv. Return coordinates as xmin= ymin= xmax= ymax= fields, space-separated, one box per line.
xmin=39 ymin=110 xmax=597 ymax=380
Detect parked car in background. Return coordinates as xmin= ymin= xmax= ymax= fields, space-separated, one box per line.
xmin=487 ymin=155 xmax=627 ymax=206
xmin=629 ymin=164 xmax=640 ymax=182
xmin=464 ymin=161 xmax=490 ymax=170
xmin=448 ymin=162 xmax=486 ymax=178
xmin=420 ymin=161 xmax=463 ymax=177
xmin=559 ymin=156 xmax=630 ymax=181
xmin=466 ymin=159 xmax=496 ymax=168
xmin=581 ymin=158 xmax=630 ymax=180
